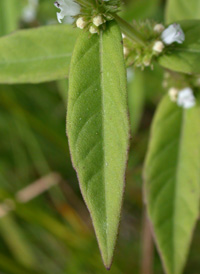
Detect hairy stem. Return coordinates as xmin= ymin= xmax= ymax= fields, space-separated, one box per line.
xmin=113 ymin=14 xmax=146 ymax=46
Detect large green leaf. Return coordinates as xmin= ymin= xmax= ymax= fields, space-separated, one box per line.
xmin=144 ymin=95 xmax=200 ymax=274
xmin=165 ymin=0 xmax=200 ymax=24
xmin=159 ymin=20 xmax=200 ymax=74
xmin=67 ymin=21 xmax=129 ymax=268
xmin=0 ymin=25 xmax=79 ymax=84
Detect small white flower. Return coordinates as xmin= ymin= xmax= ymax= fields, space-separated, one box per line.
xmin=123 ymin=46 xmax=129 ymax=57
xmin=54 ymin=0 xmax=80 ymax=24
xmin=153 ymin=41 xmax=165 ymax=53
xmin=22 ymin=0 xmax=38 ymax=23
xmin=154 ymin=24 xmax=165 ymax=33
xmin=196 ymin=77 xmax=200 ymax=87
xmin=89 ymin=26 xmax=98 ymax=34
xmin=93 ymin=15 xmax=105 ymax=27
xmin=76 ymin=17 xmax=87 ymax=29
xmin=127 ymin=68 xmax=134 ymax=83
xmin=168 ymin=87 xmax=179 ymax=102
xmin=162 ymin=80 xmax=168 ymax=88
xmin=177 ymin=87 xmax=196 ymax=109
xmin=161 ymin=23 xmax=185 ymax=45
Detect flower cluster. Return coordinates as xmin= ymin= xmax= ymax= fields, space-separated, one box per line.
xmin=153 ymin=23 xmax=185 ymax=53
xmin=123 ymin=21 xmax=185 ymax=69
xmin=54 ymin=0 xmax=121 ymax=34
xmin=162 ymin=71 xmax=198 ymax=109
xmin=168 ymin=87 xmax=196 ymax=109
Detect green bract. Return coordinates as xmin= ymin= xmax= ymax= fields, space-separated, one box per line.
xmin=67 ymin=21 xmax=129 ymax=268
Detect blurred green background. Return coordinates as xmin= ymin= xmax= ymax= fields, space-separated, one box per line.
xmin=0 ymin=0 xmax=200 ymax=273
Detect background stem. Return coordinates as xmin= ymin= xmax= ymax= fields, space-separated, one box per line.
xmin=141 ymin=210 xmax=154 ymax=274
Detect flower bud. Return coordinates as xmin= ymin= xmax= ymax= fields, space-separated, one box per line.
xmin=93 ymin=15 xmax=105 ymax=27
xmin=123 ymin=46 xmax=129 ymax=57
xmin=76 ymin=17 xmax=87 ymax=29
xmin=154 ymin=24 xmax=165 ymax=33
xmin=168 ymin=87 xmax=179 ymax=102
xmin=153 ymin=41 xmax=164 ymax=53
xmin=89 ymin=26 xmax=98 ymax=34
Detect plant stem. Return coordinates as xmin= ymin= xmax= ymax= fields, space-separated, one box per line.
xmin=77 ymin=0 xmax=95 ymax=7
xmin=141 ymin=210 xmax=154 ymax=274
xmin=113 ymin=14 xmax=146 ymax=46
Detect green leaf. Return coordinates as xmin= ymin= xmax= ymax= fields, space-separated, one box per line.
xmin=67 ymin=21 xmax=129 ymax=268
xmin=0 ymin=25 xmax=79 ymax=84
xmin=158 ymin=20 xmax=200 ymax=74
xmin=165 ymin=0 xmax=200 ymax=24
xmin=144 ymin=95 xmax=200 ymax=274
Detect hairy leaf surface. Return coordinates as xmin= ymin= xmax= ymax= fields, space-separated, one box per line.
xmin=67 ymin=21 xmax=129 ymax=268
xmin=159 ymin=20 xmax=200 ymax=74
xmin=166 ymin=0 xmax=200 ymax=24
xmin=144 ymin=95 xmax=200 ymax=274
xmin=0 ymin=25 xmax=78 ymax=84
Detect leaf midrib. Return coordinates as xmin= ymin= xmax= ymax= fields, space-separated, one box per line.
xmin=0 ymin=53 xmax=72 ymax=66
xmin=99 ymin=29 xmax=108 ymax=259
xmin=172 ymin=109 xmax=185 ymax=273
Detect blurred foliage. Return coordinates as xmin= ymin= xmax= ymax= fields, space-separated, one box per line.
xmin=0 ymin=0 xmax=200 ymax=273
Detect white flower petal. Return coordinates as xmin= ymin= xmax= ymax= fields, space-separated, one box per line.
xmin=177 ymin=87 xmax=196 ymax=109
xmin=54 ymin=0 xmax=80 ymax=24
xmin=161 ymin=23 xmax=185 ymax=45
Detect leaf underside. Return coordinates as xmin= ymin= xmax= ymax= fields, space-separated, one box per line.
xmin=144 ymin=95 xmax=200 ymax=274
xmin=67 ymin=21 xmax=129 ymax=268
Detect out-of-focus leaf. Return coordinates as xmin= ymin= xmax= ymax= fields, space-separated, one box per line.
xmin=0 ymin=25 xmax=79 ymax=84
xmin=144 ymin=95 xmax=200 ymax=274
xmin=121 ymin=0 xmax=161 ymax=22
xmin=0 ymin=254 xmax=38 ymax=274
xmin=127 ymin=68 xmax=145 ymax=135
xmin=0 ymin=0 xmax=23 ymax=36
xmin=159 ymin=20 xmax=200 ymax=74
xmin=165 ymin=0 xmax=200 ymax=24
xmin=67 ymin=21 xmax=129 ymax=268
xmin=0 ymin=214 xmax=35 ymax=268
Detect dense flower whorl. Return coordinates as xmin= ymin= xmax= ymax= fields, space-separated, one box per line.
xmin=54 ymin=0 xmax=80 ymax=24
xmin=161 ymin=23 xmax=185 ymax=45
